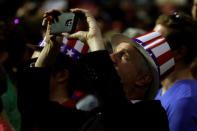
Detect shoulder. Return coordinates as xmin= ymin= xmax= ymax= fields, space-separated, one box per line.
xmin=172 ymin=98 xmax=197 ymax=112
xmin=134 ymin=100 xmax=167 ymax=118
xmin=133 ymin=100 xmax=169 ymax=130
xmin=168 ymin=98 xmax=197 ymax=131
xmin=135 ymin=100 xmax=163 ymax=109
xmin=170 ymin=79 xmax=197 ymax=99
xmin=168 ymin=98 xmax=197 ymax=122
xmin=136 ymin=100 xmax=167 ymax=118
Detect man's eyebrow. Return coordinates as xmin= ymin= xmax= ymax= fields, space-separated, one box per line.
xmin=114 ymin=47 xmax=127 ymax=53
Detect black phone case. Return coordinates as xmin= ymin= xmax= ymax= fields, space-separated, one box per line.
xmin=50 ymin=12 xmax=78 ymax=35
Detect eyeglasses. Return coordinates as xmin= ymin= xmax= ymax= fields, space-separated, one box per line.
xmin=170 ymin=11 xmax=183 ymax=22
xmin=172 ymin=11 xmax=196 ymax=27
xmin=169 ymin=11 xmax=192 ymax=27
xmin=173 ymin=12 xmax=180 ymax=19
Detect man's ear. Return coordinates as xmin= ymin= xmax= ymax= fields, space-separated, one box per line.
xmin=135 ymin=73 xmax=152 ymax=87
xmin=56 ymin=69 xmax=70 ymax=83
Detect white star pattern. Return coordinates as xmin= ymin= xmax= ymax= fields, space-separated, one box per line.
xmin=66 ymin=49 xmax=74 ymax=57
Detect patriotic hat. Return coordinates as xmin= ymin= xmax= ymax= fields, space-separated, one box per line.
xmin=111 ymin=31 xmax=175 ymax=89
xmin=39 ymin=37 xmax=89 ymax=59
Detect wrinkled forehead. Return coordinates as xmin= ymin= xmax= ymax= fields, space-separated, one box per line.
xmin=115 ymin=42 xmax=129 ymax=51
xmin=114 ymin=42 xmax=140 ymax=56
xmin=115 ymin=42 xmax=133 ymax=52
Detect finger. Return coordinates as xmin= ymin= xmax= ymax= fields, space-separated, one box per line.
xmin=45 ymin=15 xmax=55 ymax=25
xmin=43 ymin=9 xmax=62 ymax=24
xmin=42 ymin=18 xmax=47 ymax=26
xmin=70 ymin=8 xmax=85 ymax=13
xmin=43 ymin=13 xmax=47 ymax=18
xmin=70 ymin=8 xmax=97 ymax=30
xmin=62 ymin=31 xmax=87 ymax=42
xmin=45 ymin=22 xmax=52 ymax=40
xmin=70 ymin=8 xmax=92 ymax=18
xmin=61 ymin=32 xmax=70 ymax=38
xmin=44 ymin=9 xmax=62 ymax=17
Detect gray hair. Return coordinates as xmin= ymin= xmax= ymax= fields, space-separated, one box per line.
xmin=137 ymin=52 xmax=158 ymax=100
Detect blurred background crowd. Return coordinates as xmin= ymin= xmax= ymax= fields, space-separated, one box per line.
xmin=0 ymin=0 xmax=196 ymax=130
xmin=0 ymin=0 xmax=195 ymax=46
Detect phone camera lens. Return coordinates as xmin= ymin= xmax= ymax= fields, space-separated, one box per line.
xmin=65 ymin=19 xmax=73 ymax=26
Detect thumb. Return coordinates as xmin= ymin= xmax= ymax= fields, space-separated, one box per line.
xmin=62 ymin=31 xmax=87 ymax=42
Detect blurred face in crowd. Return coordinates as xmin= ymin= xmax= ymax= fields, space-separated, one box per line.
xmin=110 ymin=42 xmax=148 ymax=99
xmin=192 ymin=1 xmax=197 ymax=20
xmin=153 ymin=24 xmax=170 ymax=37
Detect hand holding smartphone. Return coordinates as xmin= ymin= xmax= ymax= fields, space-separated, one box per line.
xmin=50 ymin=12 xmax=78 ymax=35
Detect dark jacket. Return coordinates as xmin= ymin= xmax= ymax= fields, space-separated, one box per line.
xmin=17 ymin=50 xmax=169 ymax=131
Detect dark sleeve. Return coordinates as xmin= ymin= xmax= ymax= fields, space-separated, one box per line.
xmin=36 ymin=101 xmax=90 ymax=131
xmin=17 ymin=58 xmax=51 ymax=130
xmin=133 ymin=100 xmax=170 ymax=131
xmin=17 ymin=59 xmax=50 ymax=112
xmin=78 ymin=50 xmax=127 ymax=107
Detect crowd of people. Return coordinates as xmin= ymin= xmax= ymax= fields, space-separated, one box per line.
xmin=0 ymin=0 xmax=197 ymax=131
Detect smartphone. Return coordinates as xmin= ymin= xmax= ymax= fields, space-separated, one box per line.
xmin=50 ymin=12 xmax=78 ymax=35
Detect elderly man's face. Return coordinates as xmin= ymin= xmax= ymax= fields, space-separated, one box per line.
xmin=110 ymin=42 xmax=143 ymax=99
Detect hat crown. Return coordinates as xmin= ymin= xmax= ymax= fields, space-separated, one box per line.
xmin=39 ymin=37 xmax=89 ymax=59
xmin=133 ymin=31 xmax=175 ymax=77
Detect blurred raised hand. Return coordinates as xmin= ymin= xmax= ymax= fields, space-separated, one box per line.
xmin=192 ymin=0 xmax=197 ymax=20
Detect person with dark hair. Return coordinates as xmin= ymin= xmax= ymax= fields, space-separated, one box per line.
xmin=154 ymin=11 xmax=197 ymax=131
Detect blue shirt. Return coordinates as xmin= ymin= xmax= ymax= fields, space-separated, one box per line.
xmin=155 ymin=79 xmax=197 ymax=131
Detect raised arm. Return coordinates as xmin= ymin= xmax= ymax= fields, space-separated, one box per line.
xmin=35 ymin=8 xmax=105 ymax=67
xmin=35 ymin=9 xmax=63 ymax=67
xmin=62 ymin=8 xmax=105 ymax=51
